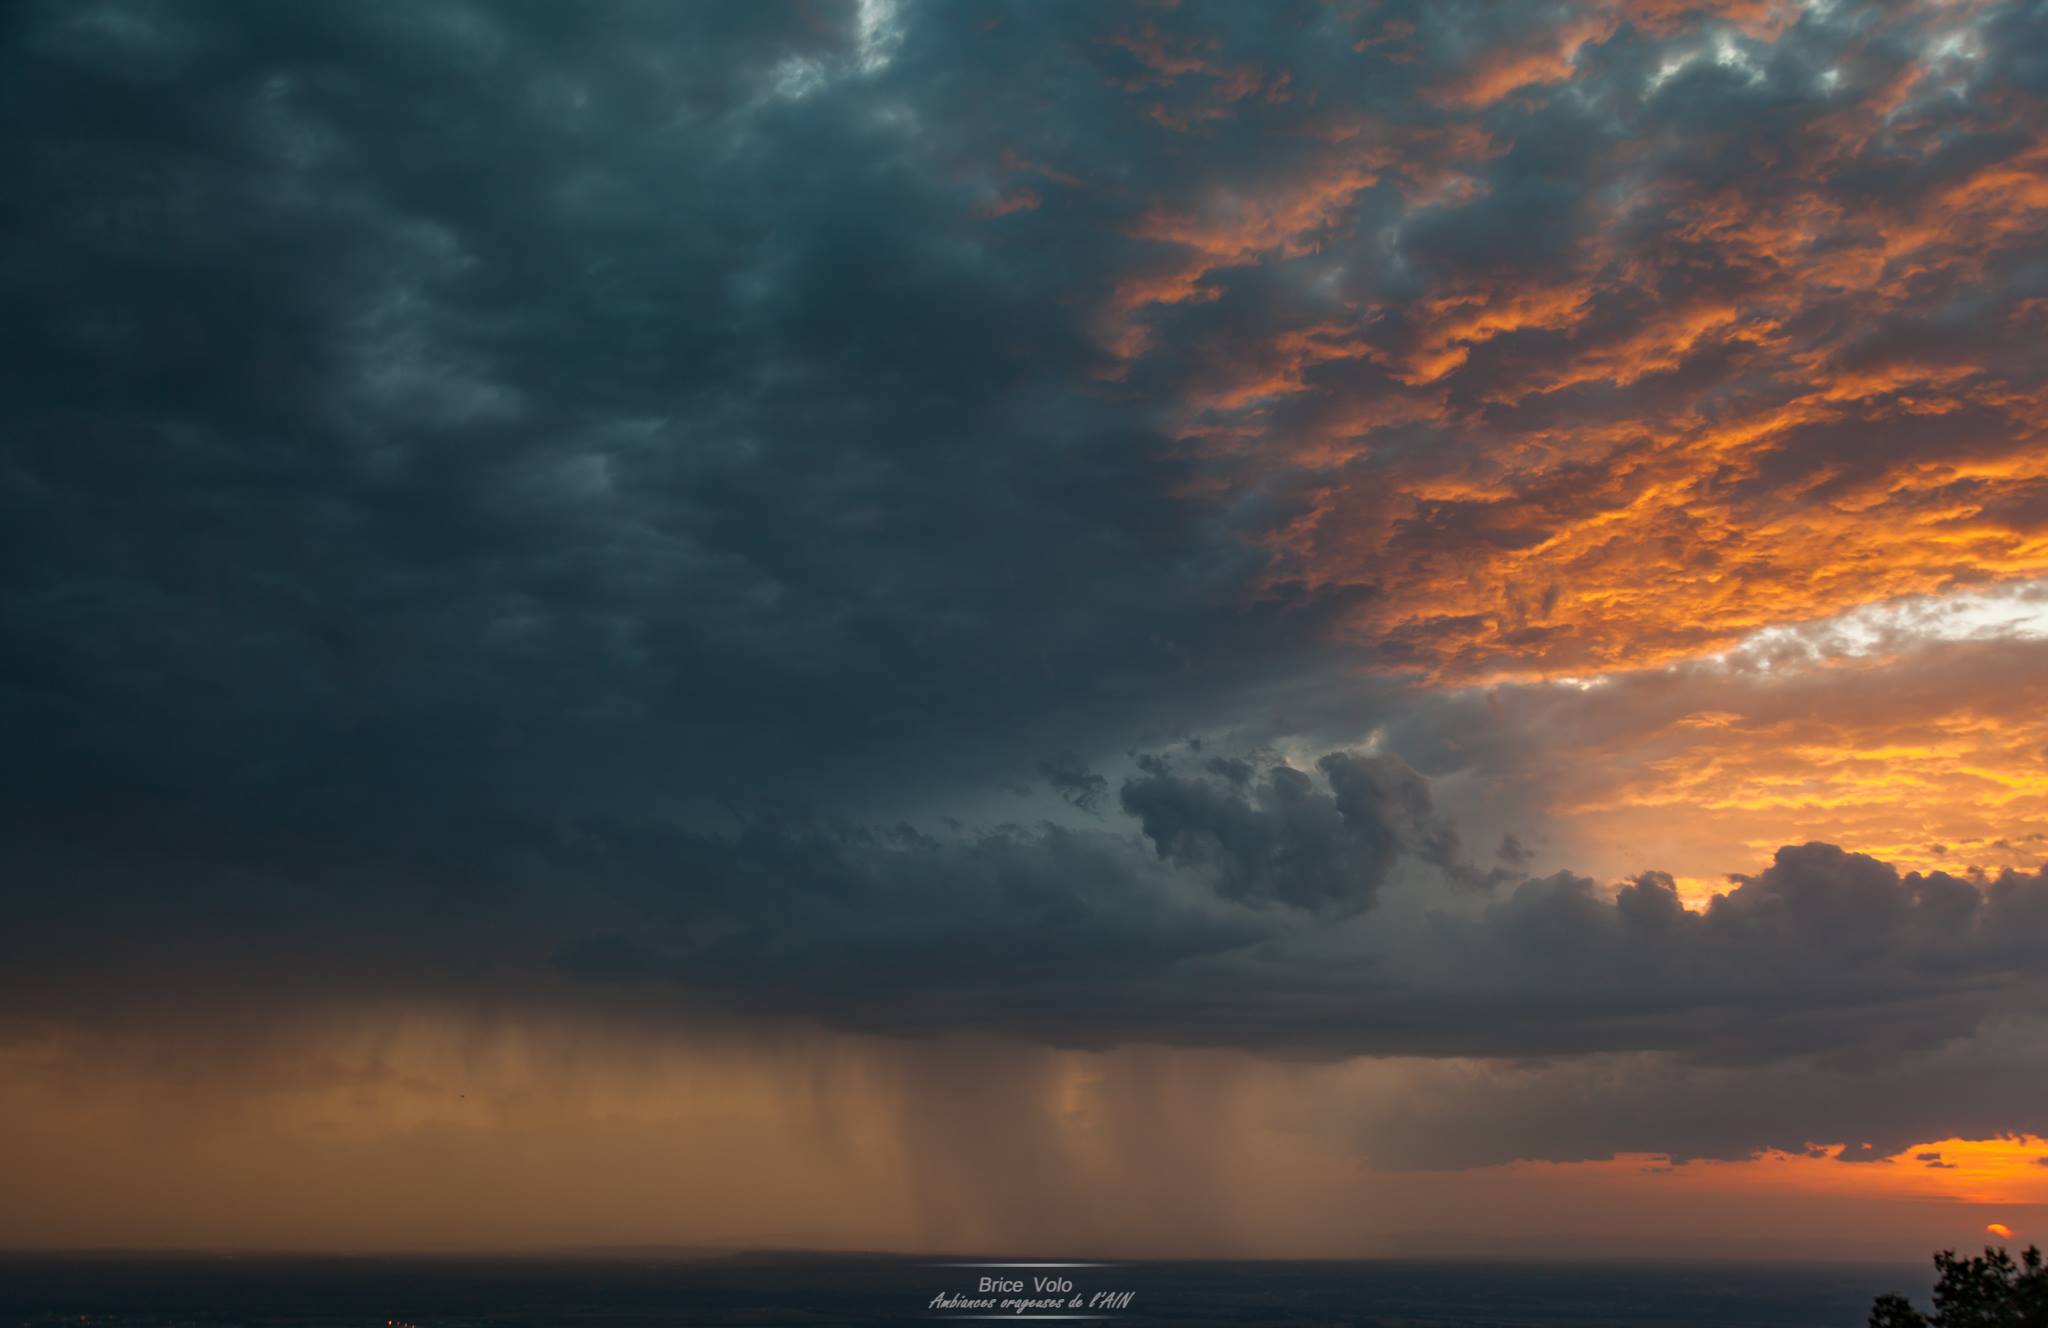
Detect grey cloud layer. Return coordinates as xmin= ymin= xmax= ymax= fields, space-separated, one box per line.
xmin=556 ymin=788 xmax=2048 ymax=1067
xmin=6 ymin=0 xmax=2048 ymax=1169
xmin=2 ymin=0 xmax=1362 ymax=843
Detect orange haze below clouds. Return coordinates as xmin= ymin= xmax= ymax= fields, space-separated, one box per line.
xmin=4 ymin=1015 xmax=2044 ymax=1257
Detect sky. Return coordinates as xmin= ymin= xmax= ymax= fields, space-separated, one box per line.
xmin=4 ymin=0 xmax=2048 ymax=1259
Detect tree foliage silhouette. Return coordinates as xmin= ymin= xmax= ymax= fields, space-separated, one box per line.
xmin=1870 ymin=1245 xmax=2048 ymax=1327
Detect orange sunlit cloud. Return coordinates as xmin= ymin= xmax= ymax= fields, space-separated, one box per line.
xmin=1090 ymin=7 xmax=2048 ymax=685
xmin=1477 ymin=627 xmax=2048 ymax=883
xmin=1079 ymin=0 xmax=2048 ymax=903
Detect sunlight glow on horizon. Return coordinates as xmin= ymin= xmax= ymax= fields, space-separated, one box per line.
xmin=1507 ymin=1137 xmax=2048 ymax=1209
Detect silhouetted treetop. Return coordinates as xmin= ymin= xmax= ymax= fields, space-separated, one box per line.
xmin=1870 ymin=1245 xmax=2047 ymax=1327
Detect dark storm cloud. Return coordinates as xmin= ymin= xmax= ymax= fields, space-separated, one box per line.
xmin=1039 ymin=753 xmax=1110 ymax=814
xmin=550 ymin=819 xmax=2048 ymax=1070
xmin=0 ymin=0 xmax=1381 ymax=851
xmin=1119 ymin=749 xmax=1487 ymax=911
xmin=543 ymin=811 xmax=2048 ymax=1165
xmin=1344 ymin=1018 xmax=2048 ymax=1168
xmin=6 ymin=0 xmax=2048 ymax=1170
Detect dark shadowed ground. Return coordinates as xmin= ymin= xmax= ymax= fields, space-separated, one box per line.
xmin=0 ymin=1252 xmax=1927 ymax=1327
